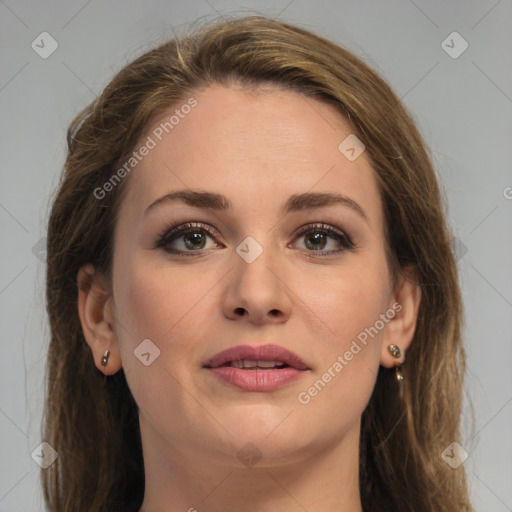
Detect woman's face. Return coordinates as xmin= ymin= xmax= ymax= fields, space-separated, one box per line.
xmin=110 ymin=83 xmax=399 ymax=466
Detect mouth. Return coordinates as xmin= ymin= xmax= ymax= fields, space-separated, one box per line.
xmin=219 ymin=360 xmax=291 ymax=369
xmin=203 ymin=343 xmax=309 ymax=371
xmin=203 ymin=344 xmax=309 ymax=392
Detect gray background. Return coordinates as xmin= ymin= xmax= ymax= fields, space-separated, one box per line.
xmin=1 ymin=1 xmax=511 ymax=510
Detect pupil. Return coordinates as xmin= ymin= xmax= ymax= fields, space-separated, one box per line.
xmin=306 ymin=232 xmax=326 ymax=250
xmin=184 ymin=231 xmax=205 ymax=249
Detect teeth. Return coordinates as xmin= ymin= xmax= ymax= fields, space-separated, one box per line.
xmin=230 ymin=360 xmax=257 ymax=368
xmin=230 ymin=360 xmax=286 ymax=369
xmin=257 ymin=360 xmax=283 ymax=368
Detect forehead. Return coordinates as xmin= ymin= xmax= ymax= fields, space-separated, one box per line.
xmin=119 ymin=83 xmax=382 ymax=224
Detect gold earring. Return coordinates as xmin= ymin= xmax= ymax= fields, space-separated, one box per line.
xmin=388 ymin=344 xmax=401 ymax=358
xmin=101 ymin=350 xmax=110 ymax=366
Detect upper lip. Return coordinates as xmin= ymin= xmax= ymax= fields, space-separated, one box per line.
xmin=203 ymin=344 xmax=309 ymax=370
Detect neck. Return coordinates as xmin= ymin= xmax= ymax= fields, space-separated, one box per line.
xmin=137 ymin=415 xmax=363 ymax=512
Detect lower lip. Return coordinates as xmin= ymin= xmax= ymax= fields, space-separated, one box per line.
xmin=206 ymin=366 xmax=307 ymax=391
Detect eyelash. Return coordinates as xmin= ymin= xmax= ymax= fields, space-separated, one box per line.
xmin=155 ymin=221 xmax=355 ymax=257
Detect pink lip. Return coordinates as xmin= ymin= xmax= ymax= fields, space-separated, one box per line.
xmin=203 ymin=344 xmax=309 ymax=392
xmin=203 ymin=344 xmax=308 ymax=370
xmin=207 ymin=366 xmax=306 ymax=391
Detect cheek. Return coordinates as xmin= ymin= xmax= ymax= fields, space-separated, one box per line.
xmin=111 ymin=255 xmax=209 ymax=418
xmin=112 ymin=253 xmax=222 ymax=371
xmin=300 ymin=258 xmax=391 ymax=348
xmin=292 ymin=258 xmax=390 ymax=410
xmin=115 ymin=249 xmax=198 ymax=335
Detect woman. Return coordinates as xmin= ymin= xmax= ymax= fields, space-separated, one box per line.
xmin=42 ymin=14 xmax=473 ymax=512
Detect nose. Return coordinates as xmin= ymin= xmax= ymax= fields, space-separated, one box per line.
xmin=222 ymin=238 xmax=292 ymax=325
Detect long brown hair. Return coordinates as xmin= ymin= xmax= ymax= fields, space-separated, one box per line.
xmin=42 ymin=15 xmax=473 ymax=511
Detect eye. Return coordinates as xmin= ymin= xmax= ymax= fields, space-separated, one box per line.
xmin=156 ymin=222 xmax=222 ymax=256
xmin=292 ymin=223 xmax=354 ymax=256
xmin=156 ymin=221 xmax=354 ymax=257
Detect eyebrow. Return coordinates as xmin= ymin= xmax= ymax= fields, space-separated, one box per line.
xmin=144 ymin=189 xmax=369 ymax=224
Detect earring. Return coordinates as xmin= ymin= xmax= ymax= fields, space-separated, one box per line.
xmin=388 ymin=344 xmax=404 ymax=398
xmin=101 ymin=350 xmax=110 ymax=366
xmin=395 ymin=365 xmax=404 ymax=399
xmin=387 ymin=344 xmax=401 ymax=359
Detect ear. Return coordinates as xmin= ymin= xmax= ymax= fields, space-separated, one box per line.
xmin=77 ymin=263 xmax=122 ymax=375
xmin=380 ymin=264 xmax=421 ymax=368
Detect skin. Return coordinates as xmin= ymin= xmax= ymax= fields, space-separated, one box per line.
xmin=77 ymin=84 xmax=421 ymax=512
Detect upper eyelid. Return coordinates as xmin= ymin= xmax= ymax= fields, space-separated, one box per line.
xmin=159 ymin=221 xmax=353 ymax=246
xmin=294 ymin=223 xmax=348 ymax=236
xmin=160 ymin=222 xmax=219 ymax=240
